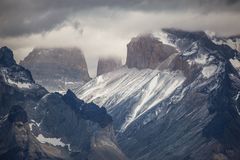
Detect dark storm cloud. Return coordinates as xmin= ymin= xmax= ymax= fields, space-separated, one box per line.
xmin=0 ymin=0 xmax=240 ymax=37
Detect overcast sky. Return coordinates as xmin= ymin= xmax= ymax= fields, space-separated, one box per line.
xmin=1 ymin=0 xmax=240 ymax=76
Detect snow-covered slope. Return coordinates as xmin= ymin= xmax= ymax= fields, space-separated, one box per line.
xmin=206 ymin=32 xmax=240 ymax=52
xmin=75 ymin=67 xmax=185 ymax=131
xmin=74 ymin=29 xmax=240 ymax=160
xmin=208 ymin=34 xmax=240 ymax=72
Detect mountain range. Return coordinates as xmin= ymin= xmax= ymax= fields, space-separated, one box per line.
xmin=1 ymin=29 xmax=240 ymax=160
xmin=75 ymin=29 xmax=240 ymax=160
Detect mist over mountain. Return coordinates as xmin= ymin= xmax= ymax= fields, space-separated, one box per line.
xmin=20 ymin=47 xmax=91 ymax=92
xmin=1 ymin=1 xmax=240 ymax=159
xmin=1 ymin=26 xmax=240 ymax=159
xmin=97 ymin=57 xmax=122 ymax=76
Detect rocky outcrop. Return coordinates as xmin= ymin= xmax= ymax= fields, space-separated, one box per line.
xmin=126 ymin=34 xmax=177 ymax=69
xmin=0 ymin=46 xmax=127 ymax=160
xmin=97 ymin=57 xmax=122 ymax=76
xmin=20 ymin=48 xmax=91 ymax=92
xmin=0 ymin=105 xmax=68 ymax=160
xmin=0 ymin=46 xmax=16 ymax=67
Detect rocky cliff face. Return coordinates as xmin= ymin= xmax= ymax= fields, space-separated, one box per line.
xmin=0 ymin=47 xmax=126 ymax=160
xmin=0 ymin=105 xmax=69 ymax=160
xmin=20 ymin=48 xmax=91 ymax=92
xmin=0 ymin=47 xmax=16 ymax=67
xmin=97 ymin=57 xmax=122 ymax=76
xmin=126 ymin=34 xmax=177 ymax=69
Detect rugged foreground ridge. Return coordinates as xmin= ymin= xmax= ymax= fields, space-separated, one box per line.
xmin=0 ymin=46 xmax=126 ymax=160
xmin=75 ymin=29 xmax=240 ymax=160
xmin=20 ymin=47 xmax=91 ymax=92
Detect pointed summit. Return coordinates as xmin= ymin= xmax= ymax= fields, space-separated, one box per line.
xmin=0 ymin=46 xmax=16 ymax=67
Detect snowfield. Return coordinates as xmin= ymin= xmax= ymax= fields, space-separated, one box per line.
xmin=74 ymin=67 xmax=185 ymax=131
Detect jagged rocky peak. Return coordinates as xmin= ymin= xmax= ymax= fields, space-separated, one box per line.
xmin=20 ymin=47 xmax=91 ymax=92
xmin=0 ymin=47 xmax=127 ymax=160
xmin=62 ymin=89 xmax=113 ymax=127
xmin=211 ymin=34 xmax=240 ymax=52
xmin=0 ymin=46 xmax=36 ymax=87
xmin=126 ymin=33 xmax=177 ymax=69
xmin=0 ymin=46 xmax=16 ymax=67
xmin=97 ymin=57 xmax=122 ymax=76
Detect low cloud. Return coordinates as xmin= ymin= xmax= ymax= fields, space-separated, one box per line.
xmin=1 ymin=1 xmax=240 ymax=76
xmin=1 ymin=0 xmax=240 ymax=37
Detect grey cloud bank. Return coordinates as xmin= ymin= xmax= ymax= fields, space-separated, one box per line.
xmin=1 ymin=0 xmax=240 ymax=37
xmin=0 ymin=0 xmax=240 ymax=76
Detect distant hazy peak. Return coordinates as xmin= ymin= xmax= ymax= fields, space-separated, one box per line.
xmin=20 ymin=47 xmax=90 ymax=92
xmin=97 ymin=57 xmax=122 ymax=76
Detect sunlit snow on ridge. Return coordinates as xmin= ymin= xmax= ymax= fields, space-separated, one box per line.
xmin=75 ymin=67 xmax=185 ymax=132
xmin=6 ymin=78 xmax=32 ymax=89
xmin=120 ymin=71 xmax=185 ymax=131
xmin=1 ymin=69 xmax=32 ymax=89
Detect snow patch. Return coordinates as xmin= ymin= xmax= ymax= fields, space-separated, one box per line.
xmin=7 ymin=78 xmax=32 ymax=89
xmin=1 ymin=69 xmax=32 ymax=89
xmin=194 ymin=54 xmax=208 ymax=65
xmin=183 ymin=43 xmax=198 ymax=56
xmin=202 ymin=65 xmax=218 ymax=78
xmin=211 ymin=37 xmax=240 ymax=52
xmin=29 ymin=119 xmax=41 ymax=131
xmin=36 ymin=134 xmax=71 ymax=151
xmin=153 ymin=31 xmax=176 ymax=48
xmin=29 ymin=123 xmax=34 ymax=131
xmin=236 ymin=91 xmax=240 ymax=101
xmin=230 ymin=58 xmax=240 ymax=70
xmin=36 ymin=134 xmax=65 ymax=146
xmin=235 ymin=92 xmax=240 ymax=116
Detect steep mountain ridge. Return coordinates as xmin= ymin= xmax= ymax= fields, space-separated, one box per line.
xmin=0 ymin=46 xmax=126 ymax=160
xmin=75 ymin=29 xmax=240 ymax=160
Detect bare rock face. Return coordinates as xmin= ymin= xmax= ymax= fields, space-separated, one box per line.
xmin=126 ymin=34 xmax=177 ymax=69
xmin=0 ymin=46 xmax=127 ymax=160
xmin=97 ymin=57 xmax=122 ymax=76
xmin=20 ymin=48 xmax=91 ymax=92
xmin=0 ymin=46 xmax=16 ymax=67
